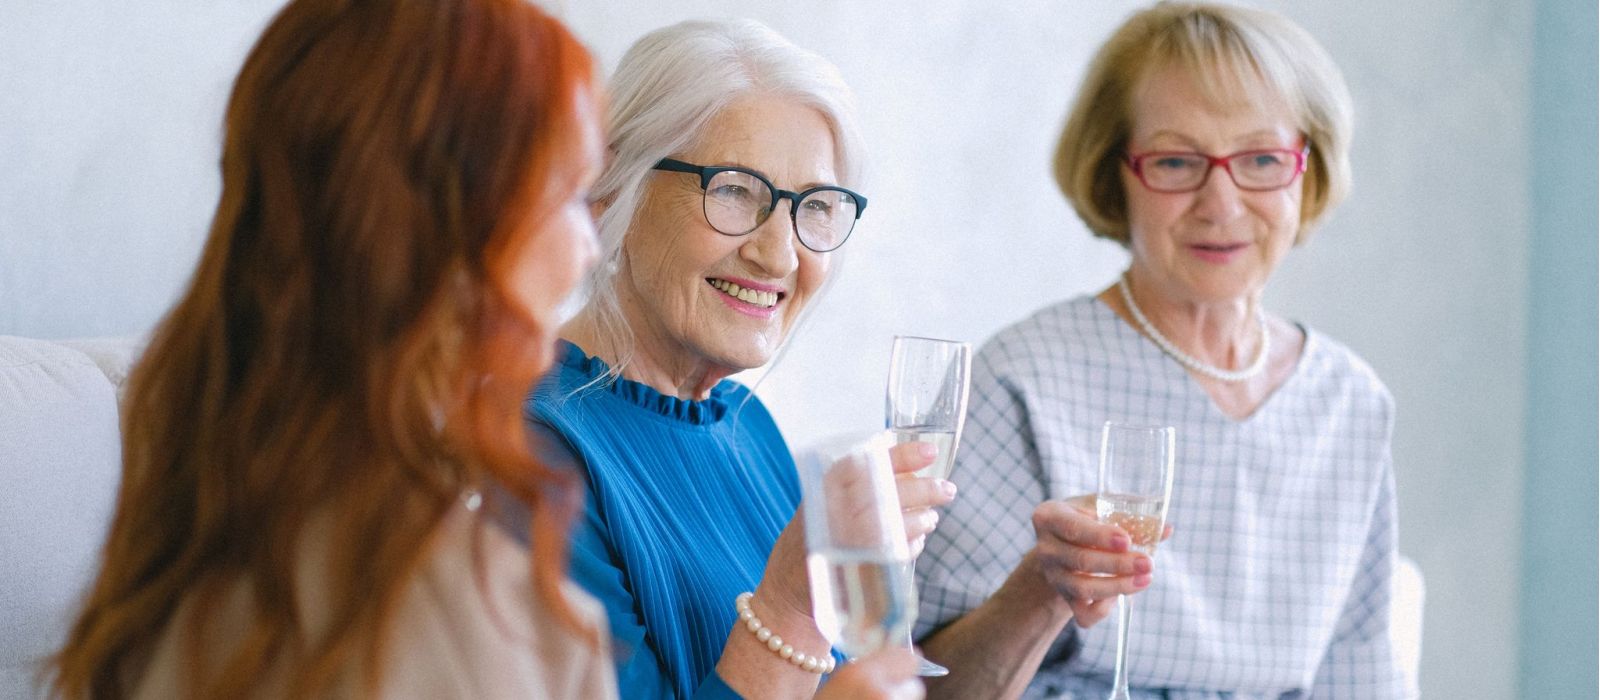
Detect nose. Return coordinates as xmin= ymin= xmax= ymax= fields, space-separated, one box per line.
xmin=740 ymin=202 xmax=800 ymax=278
xmin=1191 ymin=164 xmax=1245 ymax=223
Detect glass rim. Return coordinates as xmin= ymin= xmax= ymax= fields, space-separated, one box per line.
xmin=801 ymin=429 xmax=899 ymax=458
xmin=891 ymin=334 xmax=971 ymax=347
xmin=1101 ymin=420 xmax=1176 ymax=434
xmin=796 ymin=429 xmax=909 ymax=555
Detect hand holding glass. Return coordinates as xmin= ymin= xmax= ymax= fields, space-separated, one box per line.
xmin=1097 ymin=422 xmax=1176 ymax=700
xmin=799 ymin=433 xmax=913 ymax=659
xmin=886 ymin=335 xmax=971 ymax=676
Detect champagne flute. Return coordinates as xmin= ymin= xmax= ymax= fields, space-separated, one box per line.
xmin=885 ymin=335 xmax=972 ymax=677
xmin=1097 ymin=421 xmax=1176 ymax=700
xmin=799 ymin=432 xmax=914 ymax=661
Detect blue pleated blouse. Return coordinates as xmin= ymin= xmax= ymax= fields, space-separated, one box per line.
xmin=525 ymin=341 xmax=800 ymax=699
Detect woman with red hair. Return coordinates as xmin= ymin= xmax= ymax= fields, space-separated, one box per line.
xmin=52 ymin=0 xmax=609 ymax=697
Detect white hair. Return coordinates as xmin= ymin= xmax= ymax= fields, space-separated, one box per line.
xmin=579 ymin=18 xmax=865 ymax=376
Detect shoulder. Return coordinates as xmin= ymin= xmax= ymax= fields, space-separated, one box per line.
xmin=130 ymin=508 xmax=619 ymax=700
xmin=1299 ymin=326 xmax=1395 ymax=414
xmin=524 ymin=354 xmax=626 ymax=455
xmin=382 ymin=506 xmax=616 ymax=699
xmin=527 ymin=348 xmax=603 ymax=419
xmin=977 ymin=295 xmax=1111 ymax=378
xmin=1289 ymin=325 xmax=1397 ymax=450
xmin=716 ymin=379 xmax=780 ymax=433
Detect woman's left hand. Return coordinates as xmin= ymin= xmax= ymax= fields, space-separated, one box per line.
xmin=889 ymin=441 xmax=957 ymax=557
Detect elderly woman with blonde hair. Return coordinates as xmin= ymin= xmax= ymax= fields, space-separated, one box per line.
xmin=914 ymin=3 xmax=1415 ymax=699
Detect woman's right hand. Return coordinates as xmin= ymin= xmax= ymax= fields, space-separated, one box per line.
xmin=755 ymin=440 xmax=952 ymax=627
xmin=815 ymin=648 xmax=924 ymax=700
xmin=1030 ymin=494 xmax=1167 ymax=627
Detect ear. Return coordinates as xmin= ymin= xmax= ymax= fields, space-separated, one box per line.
xmin=587 ymin=144 xmax=620 ymax=219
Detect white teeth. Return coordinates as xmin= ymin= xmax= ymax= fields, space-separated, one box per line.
xmin=709 ymin=279 xmax=778 ymax=308
xmin=739 ymin=289 xmax=777 ymax=307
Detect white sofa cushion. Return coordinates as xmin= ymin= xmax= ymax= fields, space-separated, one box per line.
xmin=1393 ymin=554 xmax=1425 ymax=690
xmin=55 ymin=336 xmax=143 ymax=402
xmin=0 ymin=336 xmax=124 ymax=698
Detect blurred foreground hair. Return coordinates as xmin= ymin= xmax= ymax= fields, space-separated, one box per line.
xmin=52 ymin=0 xmax=598 ymax=696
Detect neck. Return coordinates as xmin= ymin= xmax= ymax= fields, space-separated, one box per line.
xmin=563 ymin=302 xmax=729 ymax=403
xmin=1120 ymin=270 xmax=1264 ymax=371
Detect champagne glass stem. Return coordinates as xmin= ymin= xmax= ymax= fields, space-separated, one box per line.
xmin=902 ymin=555 xmax=949 ymax=676
xmin=1108 ymin=593 xmax=1132 ymax=700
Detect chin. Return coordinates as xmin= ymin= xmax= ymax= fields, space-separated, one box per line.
xmin=723 ymin=346 xmax=777 ymax=372
xmin=702 ymin=334 xmax=782 ymax=372
xmin=1176 ymin=271 xmax=1256 ymax=301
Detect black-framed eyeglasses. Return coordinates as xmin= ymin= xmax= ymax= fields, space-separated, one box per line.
xmin=1124 ymin=144 xmax=1310 ymax=193
xmin=652 ymin=158 xmax=867 ymax=253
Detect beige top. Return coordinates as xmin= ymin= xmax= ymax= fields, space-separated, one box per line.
xmin=130 ymin=501 xmax=617 ymax=699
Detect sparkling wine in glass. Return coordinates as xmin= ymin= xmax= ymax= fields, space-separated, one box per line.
xmin=1097 ymin=421 xmax=1176 ymax=700
xmin=886 ymin=335 xmax=971 ymax=676
xmin=799 ymin=432 xmax=914 ymax=659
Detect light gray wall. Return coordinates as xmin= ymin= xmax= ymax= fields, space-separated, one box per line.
xmin=0 ymin=1 xmax=1573 ymax=697
xmin=0 ymin=3 xmax=282 ymax=338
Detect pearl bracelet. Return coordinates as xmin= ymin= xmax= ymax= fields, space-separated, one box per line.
xmin=735 ymin=592 xmax=836 ymax=674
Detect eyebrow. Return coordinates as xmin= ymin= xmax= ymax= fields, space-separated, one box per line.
xmin=1139 ymin=129 xmax=1292 ymax=149
xmin=701 ymin=160 xmax=839 ymax=192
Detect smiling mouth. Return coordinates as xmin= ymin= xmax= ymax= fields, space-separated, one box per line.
xmin=707 ymin=278 xmax=782 ymax=309
xmin=1191 ymin=242 xmax=1248 ymax=253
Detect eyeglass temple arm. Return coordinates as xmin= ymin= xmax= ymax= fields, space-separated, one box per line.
xmin=653 ymin=158 xmax=700 ymax=174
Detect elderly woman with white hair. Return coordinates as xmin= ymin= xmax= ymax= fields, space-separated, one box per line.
xmin=503 ymin=18 xmax=943 ymax=700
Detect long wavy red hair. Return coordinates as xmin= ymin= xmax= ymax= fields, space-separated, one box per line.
xmin=51 ymin=0 xmax=598 ymax=696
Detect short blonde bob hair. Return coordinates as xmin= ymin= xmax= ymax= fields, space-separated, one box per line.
xmin=1053 ymin=1 xmax=1353 ymax=244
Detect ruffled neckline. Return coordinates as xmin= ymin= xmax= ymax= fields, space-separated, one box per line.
xmin=557 ymin=341 xmax=731 ymax=425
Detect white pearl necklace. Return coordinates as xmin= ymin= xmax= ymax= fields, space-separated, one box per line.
xmin=1117 ymin=276 xmax=1269 ymax=383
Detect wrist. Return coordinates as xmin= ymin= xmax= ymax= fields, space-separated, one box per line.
xmin=714 ymin=590 xmax=833 ymax=697
xmin=747 ymin=584 xmax=826 ymax=648
xmin=734 ymin=592 xmax=835 ymax=674
xmin=1010 ymin=549 xmax=1075 ymax=622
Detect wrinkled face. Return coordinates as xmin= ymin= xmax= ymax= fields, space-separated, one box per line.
xmin=1121 ymin=65 xmax=1304 ymax=304
xmin=620 ymin=95 xmax=838 ymax=372
xmin=501 ymin=94 xmax=603 ymax=363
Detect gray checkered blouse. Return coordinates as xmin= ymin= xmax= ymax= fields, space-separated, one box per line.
xmin=916 ymin=296 xmax=1413 ymax=699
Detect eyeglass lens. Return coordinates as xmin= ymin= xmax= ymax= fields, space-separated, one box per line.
xmin=703 ymin=170 xmax=858 ymax=251
xmin=1141 ymin=151 xmax=1299 ymax=191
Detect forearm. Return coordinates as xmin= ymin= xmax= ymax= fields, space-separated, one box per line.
xmin=920 ymin=550 xmax=1074 ymax=700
